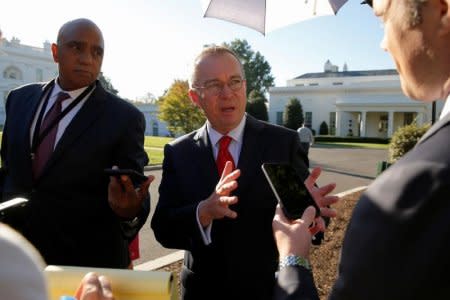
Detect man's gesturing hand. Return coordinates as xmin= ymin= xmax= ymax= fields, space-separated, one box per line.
xmin=304 ymin=167 xmax=339 ymax=235
xmin=198 ymin=161 xmax=240 ymax=227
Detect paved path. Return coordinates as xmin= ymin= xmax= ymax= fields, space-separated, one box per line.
xmin=134 ymin=146 xmax=388 ymax=266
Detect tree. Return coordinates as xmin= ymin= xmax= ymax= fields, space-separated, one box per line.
xmin=319 ymin=121 xmax=329 ymax=135
xmin=246 ymin=90 xmax=268 ymax=121
xmin=283 ymin=97 xmax=304 ymax=130
xmin=98 ymin=72 xmax=118 ymax=95
xmin=222 ymin=39 xmax=275 ymax=97
xmin=158 ymin=80 xmax=205 ymax=135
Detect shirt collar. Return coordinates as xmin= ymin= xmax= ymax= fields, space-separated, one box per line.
xmin=54 ymin=78 xmax=90 ymax=100
xmin=207 ymin=113 xmax=247 ymax=146
xmin=439 ymin=95 xmax=450 ymax=120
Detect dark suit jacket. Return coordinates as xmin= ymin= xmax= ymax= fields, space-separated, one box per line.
xmin=0 ymin=80 xmax=149 ymax=268
xmin=151 ymin=115 xmax=309 ymax=300
xmin=274 ymin=113 xmax=450 ymax=300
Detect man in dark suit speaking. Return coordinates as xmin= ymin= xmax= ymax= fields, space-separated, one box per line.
xmin=151 ymin=46 xmax=337 ymax=300
xmin=273 ymin=0 xmax=450 ymax=299
xmin=0 ymin=18 xmax=153 ymax=268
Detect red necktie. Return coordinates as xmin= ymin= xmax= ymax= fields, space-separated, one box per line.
xmin=216 ymin=135 xmax=235 ymax=175
xmin=32 ymin=92 xmax=70 ymax=179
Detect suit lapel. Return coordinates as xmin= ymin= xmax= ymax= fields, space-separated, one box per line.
xmin=21 ymin=81 xmax=54 ymax=150
xmin=193 ymin=124 xmax=219 ymax=190
xmin=41 ymin=82 xmax=107 ymax=176
xmin=18 ymin=81 xmax=54 ymax=182
xmin=417 ymin=113 xmax=450 ymax=146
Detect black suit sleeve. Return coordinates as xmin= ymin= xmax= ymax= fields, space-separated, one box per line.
xmin=274 ymin=266 xmax=319 ymax=300
xmin=0 ymin=92 xmax=11 ymax=199
xmin=151 ymin=143 xmax=205 ymax=250
xmin=112 ymin=107 xmax=150 ymax=239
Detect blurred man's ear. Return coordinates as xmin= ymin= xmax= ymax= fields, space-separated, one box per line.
xmin=188 ymin=89 xmax=200 ymax=107
xmin=51 ymin=43 xmax=59 ymax=63
xmin=439 ymin=0 xmax=450 ymax=34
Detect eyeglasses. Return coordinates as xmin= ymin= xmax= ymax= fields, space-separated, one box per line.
xmin=193 ymin=77 xmax=244 ymax=96
xmin=361 ymin=0 xmax=372 ymax=7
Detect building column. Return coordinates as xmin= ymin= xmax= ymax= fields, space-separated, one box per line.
xmin=360 ymin=111 xmax=367 ymax=137
xmin=416 ymin=111 xmax=424 ymax=125
xmin=387 ymin=111 xmax=394 ymax=137
xmin=336 ymin=110 xmax=341 ymax=137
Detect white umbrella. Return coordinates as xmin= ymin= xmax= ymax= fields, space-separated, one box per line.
xmin=201 ymin=0 xmax=349 ymax=35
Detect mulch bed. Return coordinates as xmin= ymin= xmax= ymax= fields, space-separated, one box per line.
xmin=157 ymin=189 xmax=364 ymax=299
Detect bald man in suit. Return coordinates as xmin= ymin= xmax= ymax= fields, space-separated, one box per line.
xmin=0 ymin=18 xmax=152 ymax=268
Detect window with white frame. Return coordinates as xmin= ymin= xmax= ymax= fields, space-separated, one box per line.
xmin=329 ymin=112 xmax=336 ymax=135
xmin=305 ymin=112 xmax=312 ymax=128
xmin=276 ymin=111 xmax=283 ymax=125
xmin=3 ymin=66 xmax=22 ymax=80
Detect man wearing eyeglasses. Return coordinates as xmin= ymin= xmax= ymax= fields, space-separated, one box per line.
xmin=273 ymin=0 xmax=450 ymax=299
xmin=151 ymin=46 xmax=337 ymax=300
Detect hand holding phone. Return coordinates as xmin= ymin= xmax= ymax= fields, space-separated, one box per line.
xmin=104 ymin=168 xmax=148 ymax=187
xmin=262 ymin=163 xmax=320 ymax=220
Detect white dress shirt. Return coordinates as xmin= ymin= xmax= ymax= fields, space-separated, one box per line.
xmin=196 ymin=115 xmax=247 ymax=245
xmin=29 ymin=79 xmax=94 ymax=148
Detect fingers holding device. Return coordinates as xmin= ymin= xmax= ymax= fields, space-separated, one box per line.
xmin=262 ymin=163 xmax=320 ymax=220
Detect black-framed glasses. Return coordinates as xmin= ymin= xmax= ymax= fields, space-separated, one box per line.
xmin=361 ymin=0 xmax=373 ymax=7
xmin=193 ymin=77 xmax=244 ymax=96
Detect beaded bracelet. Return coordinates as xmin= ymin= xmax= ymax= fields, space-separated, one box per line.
xmin=279 ymin=254 xmax=311 ymax=270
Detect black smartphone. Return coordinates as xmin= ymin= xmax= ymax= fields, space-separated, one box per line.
xmin=104 ymin=168 xmax=148 ymax=187
xmin=262 ymin=163 xmax=320 ymax=220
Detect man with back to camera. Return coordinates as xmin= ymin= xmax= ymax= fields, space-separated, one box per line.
xmin=0 ymin=18 xmax=153 ymax=268
xmin=272 ymin=0 xmax=450 ymax=299
xmin=297 ymin=123 xmax=314 ymax=156
xmin=151 ymin=45 xmax=339 ymax=300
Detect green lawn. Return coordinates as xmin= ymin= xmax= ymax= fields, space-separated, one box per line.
xmin=144 ymin=136 xmax=173 ymax=165
xmin=144 ymin=136 xmax=173 ymax=148
xmin=315 ymin=142 xmax=389 ymax=150
xmin=0 ymin=134 xmax=388 ymax=164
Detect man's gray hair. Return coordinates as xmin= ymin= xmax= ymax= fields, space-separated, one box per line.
xmin=190 ymin=45 xmax=245 ymax=89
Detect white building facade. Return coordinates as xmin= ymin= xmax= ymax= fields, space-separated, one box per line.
xmin=269 ymin=61 xmax=444 ymax=138
xmin=134 ymin=103 xmax=170 ymax=137
xmin=0 ymin=36 xmax=57 ymax=125
xmin=0 ymin=34 xmax=169 ymax=136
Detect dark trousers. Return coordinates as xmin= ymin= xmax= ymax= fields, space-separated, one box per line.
xmin=300 ymin=142 xmax=310 ymax=156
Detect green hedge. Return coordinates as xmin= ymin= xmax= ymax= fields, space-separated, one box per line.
xmin=315 ymin=136 xmax=390 ymax=144
xmin=388 ymin=123 xmax=430 ymax=163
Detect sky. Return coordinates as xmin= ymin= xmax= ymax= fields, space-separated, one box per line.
xmin=0 ymin=0 xmax=393 ymax=100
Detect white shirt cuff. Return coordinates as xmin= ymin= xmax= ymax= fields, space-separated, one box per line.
xmin=196 ymin=203 xmax=212 ymax=245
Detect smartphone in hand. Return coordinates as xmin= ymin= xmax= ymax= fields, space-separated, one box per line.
xmin=104 ymin=168 xmax=148 ymax=187
xmin=262 ymin=163 xmax=320 ymax=220
xmin=0 ymin=197 xmax=29 ymax=223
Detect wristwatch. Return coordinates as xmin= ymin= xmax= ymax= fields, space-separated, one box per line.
xmin=279 ymin=254 xmax=311 ymax=270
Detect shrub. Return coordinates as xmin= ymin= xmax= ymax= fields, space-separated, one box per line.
xmin=319 ymin=121 xmax=329 ymax=135
xmin=388 ymin=123 xmax=430 ymax=163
